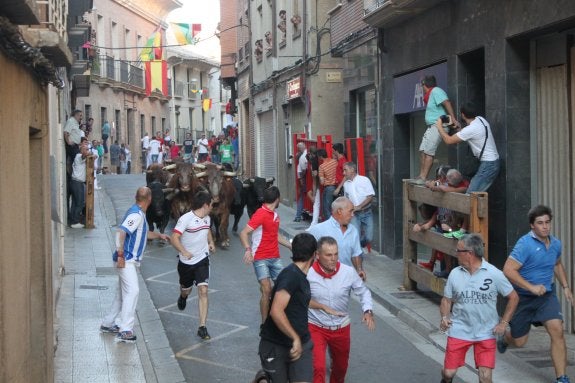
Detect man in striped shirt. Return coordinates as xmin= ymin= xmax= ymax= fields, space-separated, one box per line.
xmin=240 ymin=186 xmax=292 ymax=324
xmin=317 ymin=148 xmax=337 ymax=220
xmin=100 ymin=187 xmax=170 ymax=343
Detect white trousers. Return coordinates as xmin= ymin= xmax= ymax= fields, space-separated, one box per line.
xmin=102 ymin=262 xmax=140 ymax=332
xmin=311 ymin=190 xmax=320 ymax=226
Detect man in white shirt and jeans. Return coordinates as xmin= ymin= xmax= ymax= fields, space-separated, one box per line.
xmin=343 ymin=162 xmax=375 ymax=252
xmin=435 ymin=102 xmax=500 ymax=192
xmin=307 ymin=236 xmax=375 ymax=383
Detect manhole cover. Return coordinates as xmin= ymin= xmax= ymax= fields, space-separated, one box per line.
xmin=79 ymin=285 xmax=108 ymax=290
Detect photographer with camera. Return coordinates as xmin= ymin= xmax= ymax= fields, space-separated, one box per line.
xmin=435 ymin=102 xmax=500 ymax=193
xmin=414 ymin=75 xmax=458 ymax=184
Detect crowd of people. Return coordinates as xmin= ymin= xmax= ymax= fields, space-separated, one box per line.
xmin=141 ymin=125 xmax=240 ymax=170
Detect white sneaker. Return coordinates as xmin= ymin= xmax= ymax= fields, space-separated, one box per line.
xmin=71 ymin=223 xmax=84 ymax=229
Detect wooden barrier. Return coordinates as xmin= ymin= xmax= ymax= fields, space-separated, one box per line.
xmin=402 ymin=180 xmax=488 ymax=294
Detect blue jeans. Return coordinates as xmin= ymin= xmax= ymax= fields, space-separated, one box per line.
xmin=211 ymin=154 xmax=220 ymax=163
xmin=253 ymin=258 xmax=283 ymax=281
xmin=351 ymin=209 xmax=373 ymax=248
xmin=468 ymin=159 xmax=500 ymax=193
xmin=322 ymin=185 xmax=336 ymax=220
xmin=295 ymin=178 xmax=306 ymax=219
xmin=69 ymin=179 xmax=84 ymax=224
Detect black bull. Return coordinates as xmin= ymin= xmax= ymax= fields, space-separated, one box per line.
xmin=230 ymin=176 xmax=275 ymax=232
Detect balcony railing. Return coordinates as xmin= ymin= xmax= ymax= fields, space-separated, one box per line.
xmin=37 ymin=0 xmax=67 ymax=38
xmin=363 ymin=0 xmax=446 ymax=28
xmin=95 ymin=55 xmax=145 ymax=90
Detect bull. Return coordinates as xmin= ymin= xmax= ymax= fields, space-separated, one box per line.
xmin=146 ymin=181 xmax=170 ymax=233
xmin=166 ymin=162 xmax=205 ymax=220
xmin=229 ymin=175 xmax=275 ymax=232
xmin=202 ymin=162 xmax=236 ymax=248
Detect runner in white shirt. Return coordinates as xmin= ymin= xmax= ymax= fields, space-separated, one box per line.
xmin=170 ymin=190 xmax=216 ymax=340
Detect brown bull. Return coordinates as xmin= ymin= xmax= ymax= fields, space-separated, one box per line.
xmin=166 ymin=162 xmax=205 ymax=220
xmin=202 ymin=162 xmax=236 ymax=248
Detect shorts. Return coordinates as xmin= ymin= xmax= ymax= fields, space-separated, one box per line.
xmin=419 ymin=124 xmax=448 ymax=156
xmin=444 ymin=337 xmax=496 ymax=370
xmin=510 ymin=292 xmax=563 ymax=338
xmin=178 ymin=257 xmax=210 ymax=288
xmin=253 ymin=258 xmax=283 ymax=281
xmin=259 ymin=339 xmax=313 ymax=383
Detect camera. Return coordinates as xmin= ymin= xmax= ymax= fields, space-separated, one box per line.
xmin=440 ymin=115 xmax=451 ymax=125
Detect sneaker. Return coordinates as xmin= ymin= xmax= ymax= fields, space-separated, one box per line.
xmin=71 ymin=223 xmax=85 ymax=229
xmin=293 ymin=217 xmax=301 ymax=222
xmin=556 ymin=375 xmax=571 ymax=383
xmin=410 ymin=178 xmax=426 ymax=185
xmin=434 ymin=270 xmax=450 ymax=278
xmin=443 ymin=229 xmax=466 ymax=239
xmin=115 ymin=331 xmax=137 ymax=343
xmin=100 ymin=324 xmax=120 ymax=333
xmin=177 ymin=295 xmax=187 ymax=311
xmin=197 ymin=326 xmax=211 ymax=340
xmin=419 ymin=261 xmax=434 ymax=271
xmin=496 ymin=334 xmax=508 ymax=354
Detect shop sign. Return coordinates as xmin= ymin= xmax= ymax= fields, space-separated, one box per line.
xmin=326 ymin=71 xmax=342 ymax=83
xmin=287 ymin=76 xmax=302 ymax=100
xmin=393 ymin=62 xmax=447 ymax=114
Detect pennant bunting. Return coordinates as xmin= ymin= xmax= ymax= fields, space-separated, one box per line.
xmin=170 ymin=23 xmax=202 ymax=45
xmin=140 ymin=29 xmax=162 ymax=61
xmin=145 ymin=60 xmax=168 ymax=96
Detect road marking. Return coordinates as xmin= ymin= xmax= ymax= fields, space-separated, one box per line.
xmin=178 ymin=355 xmax=254 ymax=374
xmin=175 ymin=324 xmax=248 ymax=356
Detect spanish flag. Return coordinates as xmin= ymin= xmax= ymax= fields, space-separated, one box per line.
xmin=170 ymin=23 xmax=202 ymax=45
xmin=140 ymin=29 xmax=162 ymax=61
xmin=145 ymin=60 xmax=168 ymax=96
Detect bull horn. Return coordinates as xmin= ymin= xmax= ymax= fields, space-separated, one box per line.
xmin=146 ymin=170 xmax=153 ymax=174
xmin=266 ymin=177 xmax=275 ymax=183
xmin=163 ymin=164 xmax=176 ymax=171
xmin=243 ymin=183 xmax=250 ymax=188
xmin=162 ymin=188 xmax=174 ymax=193
xmin=249 ymin=178 xmax=255 ymax=183
xmin=195 ymin=171 xmax=207 ymax=178
xmin=193 ymin=163 xmax=206 ymax=170
xmin=223 ymin=171 xmax=236 ymax=177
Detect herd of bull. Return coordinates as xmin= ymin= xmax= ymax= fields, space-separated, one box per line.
xmin=145 ymin=162 xmax=275 ymax=248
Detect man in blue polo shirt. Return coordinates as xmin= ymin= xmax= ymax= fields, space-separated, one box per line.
xmin=500 ymin=205 xmax=574 ymax=383
xmin=307 ymin=196 xmax=365 ymax=281
xmin=100 ymin=186 xmax=169 ymax=343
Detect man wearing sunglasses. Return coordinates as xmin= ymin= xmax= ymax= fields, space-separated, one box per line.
xmin=439 ymin=234 xmax=518 ymax=383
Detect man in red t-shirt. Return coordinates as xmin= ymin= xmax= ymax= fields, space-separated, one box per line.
xmin=332 ymin=143 xmax=347 ymax=197
xmin=240 ymin=186 xmax=292 ymax=324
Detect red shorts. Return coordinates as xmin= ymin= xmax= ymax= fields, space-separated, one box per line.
xmin=444 ymin=337 xmax=496 ymax=370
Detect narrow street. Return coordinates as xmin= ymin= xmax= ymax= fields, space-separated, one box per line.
xmin=102 ymin=174 xmax=464 ymax=382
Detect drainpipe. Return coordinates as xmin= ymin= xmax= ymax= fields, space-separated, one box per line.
xmin=376 ymin=30 xmax=383 ymax=253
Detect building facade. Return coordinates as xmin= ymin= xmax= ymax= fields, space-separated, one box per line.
xmin=364 ymin=0 xmax=575 ymax=330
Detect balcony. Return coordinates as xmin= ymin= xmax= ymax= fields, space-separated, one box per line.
xmin=363 ymin=0 xmax=446 ymax=28
xmin=92 ymin=55 xmax=145 ymax=93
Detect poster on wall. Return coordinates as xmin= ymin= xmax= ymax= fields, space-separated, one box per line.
xmin=393 ymin=62 xmax=447 ymax=115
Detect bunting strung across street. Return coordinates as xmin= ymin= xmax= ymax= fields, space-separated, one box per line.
xmin=140 ymin=28 xmax=162 ymax=61
xmin=170 ymin=23 xmax=202 ymax=45
xmin=145 ymin=60 xmax=168 ymax=96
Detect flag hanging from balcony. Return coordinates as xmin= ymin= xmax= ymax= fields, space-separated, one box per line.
xmin=170 ymin=23 xmax=202 ymax=45
xmin=145 ymin=60 xmax=168 ymax=96
xmin=202 ymin=98 xmax=212 ymax=112
xmin=140 ymin=28 xmax=163 ymax=61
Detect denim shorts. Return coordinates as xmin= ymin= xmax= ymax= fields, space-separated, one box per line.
xmin=253 ymin=258 xmax=283 ymax=281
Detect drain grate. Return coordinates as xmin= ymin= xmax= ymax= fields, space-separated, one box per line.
xmin=96 ymin=267 xmax=117 ymax=276
xmin=79 ymin=285 xmax=108 ymax=290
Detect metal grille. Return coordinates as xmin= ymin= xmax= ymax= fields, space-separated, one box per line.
xmin=256 ymin=111 xmax=277 ymax=179
xmin=536 ymin=64 xmax=573 ymax=330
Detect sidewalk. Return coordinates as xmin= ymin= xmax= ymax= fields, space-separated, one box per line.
xmin=53 ymin=181 xmax=185 ymax=383
xmin=276 ymin=203 xmax=575 ymax=383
